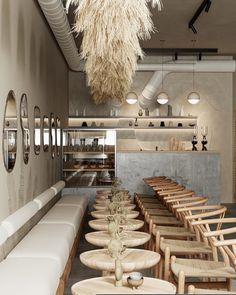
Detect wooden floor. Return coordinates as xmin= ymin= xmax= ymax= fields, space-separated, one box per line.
xmin=64 ymin=203 xmax=236 ymax=294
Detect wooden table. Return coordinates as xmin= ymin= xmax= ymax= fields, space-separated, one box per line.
xmin=85 ymin=231 xmax=150 ymax=248
xmin=95 ymin=199 xmax=132 ymax=205
xmin=80 ymin=249 xmax=160 ymax=272
xmin=71 ymin=276 xmax=176 ymax=295
xmin=94 ymin=204 xmax=136 ymax=211
xmin=89 ymin=219 xmax=144 ymax=231
xmin=91 ymin=210 xmax=139 ymax=219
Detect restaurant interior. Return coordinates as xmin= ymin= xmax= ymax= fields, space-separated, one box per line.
xmin=1 ymin=0 xmax=236 ymax=294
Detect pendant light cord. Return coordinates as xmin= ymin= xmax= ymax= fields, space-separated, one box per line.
xmin=192 ymin=40 xmax=196 ymax=91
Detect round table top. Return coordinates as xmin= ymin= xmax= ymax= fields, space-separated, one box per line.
xmin=89 ymin=219 xmax=144 ymax=231
xmin=95 ymin=194 xmax=130 ymax=200
xmin=93 ymin=204 xmax=136 ymax=211
xmin=71 ymin=276 xmax=176 ymax=295
xmin=80 ymin=249 xmax=160 ymax=272
xmin=91 ymin=210 xmax=139 ymax=219
xmin=95 ymin=199 xmax=132 ymax=205
xmin=85 ymin=231 xmax=150 ymax=248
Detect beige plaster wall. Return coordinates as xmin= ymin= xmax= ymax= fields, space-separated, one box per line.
xmin=69 ymin=57 xmax=233 ymax=203
xmin=0 ymin=0 xmax=68 ymax=222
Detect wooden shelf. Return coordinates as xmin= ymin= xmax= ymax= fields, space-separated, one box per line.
xmin=63 ymin=168 xmax=115 ymax=172
xmin=69 ymin=116 xmax=197 ymax=120
xmin=65 ymin=127 xmax=195 ymax=130
xmin=63 ymin=151 xmax=115 ymax=154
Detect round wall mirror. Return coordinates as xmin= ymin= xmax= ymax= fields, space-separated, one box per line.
xmin=20 ymin=94 xmax=30 ymax=164
xmin=43 ymin=116 xmax=49 ymax=152
xmin=56 ymin=117 xmax=61 ymax=157
xmin=50 ymin=113 xmax=56 ymax=158
xmin=34 ymin=106 xmax=41 ymax=155
xmin=3 ymin=90 xmax=17 ymax=172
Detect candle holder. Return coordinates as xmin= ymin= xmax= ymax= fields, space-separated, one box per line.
xmin=192 ymin=135 xmax=198 ymax=151
xmin=201 ymin=126 xmax=208 ymax=151
xmin=192 ymin=126 xmax=198 ymax=151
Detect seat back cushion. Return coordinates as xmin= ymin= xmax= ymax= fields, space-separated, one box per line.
xmin=33 ymin=188 xmax=55 ymax=209
xmin=1 ymin=202 xmax=38 ymax=237
xmin=51 ymin=180 xmax=65 ymax=194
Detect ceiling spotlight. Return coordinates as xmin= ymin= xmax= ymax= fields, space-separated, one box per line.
xmin=126 ymin=91 xmax=138 ymax=104
xmin=187 ymin=91 xmax=200 ymax=105
xmin=157 ymin=92 xmax=169 ymax=105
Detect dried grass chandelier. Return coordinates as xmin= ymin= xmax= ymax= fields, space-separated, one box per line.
xmin=67 ymin=0 xmax=163 ymax=104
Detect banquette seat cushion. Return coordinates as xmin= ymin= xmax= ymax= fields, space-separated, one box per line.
xmin=0 ymin=257 xmax=61 ymax=295
xmin=39 ymin=205 xmax=83 ymax=235
xmin=56 ymin=194 xmax=88 ymax=212
xmin=8 ymin=223 xmax=74 ymax=274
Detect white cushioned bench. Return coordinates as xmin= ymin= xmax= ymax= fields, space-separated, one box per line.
xmin=8 ymin=223 xmax=74 ymax=274
xmin=39 ymin=205 xmax=83 ymax=236
xmin=0 ymin=257 xmax=61 ymax=295
xmin=55 ymin=194 xmax=88 ymax=212
xmin=0 ymin=181 xmax=88 ymax=295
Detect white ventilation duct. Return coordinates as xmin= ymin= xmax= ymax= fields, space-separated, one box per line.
xmin=138 ymin=60 xmax=236 ymax=108
xmin=38 ymin=0 xmax=82 ymax=71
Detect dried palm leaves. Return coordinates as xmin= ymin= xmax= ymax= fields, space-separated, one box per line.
xmin=69 ymin=0 xmax=162 ymax=104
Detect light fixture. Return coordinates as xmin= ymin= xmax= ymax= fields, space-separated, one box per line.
xmin=126 ymin=92 xmax=138 ymax=105
xmin=157 ymin=91 xmax=169 ymax=105
xmin=187 ymin=40 xmax=200 ymax=105
xmin=157 ymin=40 xmax=169 ymax=105
xmin=187 ymin=92 xmax=200 ymax=105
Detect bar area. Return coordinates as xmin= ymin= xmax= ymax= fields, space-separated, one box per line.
xmin=1 ymin=0 xmax=236 ymax=295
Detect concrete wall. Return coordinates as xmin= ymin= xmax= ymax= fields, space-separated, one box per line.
xmin=69 ymin=57 xmax=233 ymax=203
xmin=0 ymin=0 xmax=68 ymax=222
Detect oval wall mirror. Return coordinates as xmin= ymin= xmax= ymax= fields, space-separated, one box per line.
xmin=56 ymin=117 xmax=61 ymax=157
xmin=34 ymin=106 xmax=41 ymax=155
xmin=43 ymin=116 xmax=49 ymax=152
xmin=3 ymin=90 xmax=17 ymax=172
xmin=20 ymin=94 xmax=30 ymax=164
xmin=50 ymin=113 xmax=56 ymax=158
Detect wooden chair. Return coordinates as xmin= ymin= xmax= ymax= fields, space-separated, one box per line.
xmin=151 ymin=197 xmax=208 ymax=278
xmin=160 ymin=204 xmax=226 ymax=281
xmin=188 ymin=285 xmax=236 ymax=294
xmin=170 ymin=216 xmax=236 ymax=293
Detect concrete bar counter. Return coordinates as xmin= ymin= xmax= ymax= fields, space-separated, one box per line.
xmin=117 ymin=151 xmax=220 ymax=204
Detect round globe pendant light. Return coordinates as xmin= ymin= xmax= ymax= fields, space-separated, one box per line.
xmin=126 ymin=92 xmax=138 ymax=104
xmin=157 ymin=91 xmax=169 ymax=105
xmin=187 ymin=91 xmax=200 ymax=105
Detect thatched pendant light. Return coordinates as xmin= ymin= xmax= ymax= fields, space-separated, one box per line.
xmin=69 ymin=0 xmax=163 ymax=104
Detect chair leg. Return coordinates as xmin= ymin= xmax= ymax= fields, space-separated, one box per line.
xmin=158 ymin=256 xmax=164 ymax=279
xmin=178 ymin=270 xmax=185 ymax=294
xmin=164 ymin=246 xmax=171 ymax=281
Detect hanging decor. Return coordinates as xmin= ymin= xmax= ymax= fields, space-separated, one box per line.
xmin=68 ymin=0 xmax=163 ymax=104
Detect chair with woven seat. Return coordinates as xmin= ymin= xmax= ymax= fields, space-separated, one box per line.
xmin=170 ymin=216 xmax=236 ymax=293
xmin=151 ymin=197 xmax=208 ymax=278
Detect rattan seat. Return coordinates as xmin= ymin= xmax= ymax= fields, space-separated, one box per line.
xmin=171 ymin=258 xmax=236 ymax=279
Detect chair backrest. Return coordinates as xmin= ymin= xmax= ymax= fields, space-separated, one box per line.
xmin=177 ymin=205 xmax=227 ymax=255
xmin=192 ymin=217 xmax=236 ymax=266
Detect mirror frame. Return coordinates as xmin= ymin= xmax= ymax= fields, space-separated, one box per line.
xmin=2 ymin=90 xmax=17 ymax=172
xmin=50 ymin=113 xmax=56 ymax=159
xmin=20 ymin=94 xmax=30 ymax=164
xmin=43 ymin=115 xmax=49 ymax=152
xmin=56 ymin=117 xmax=61 ymax=157
xmin=34 ymin=106 xmax=41 ymax=155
